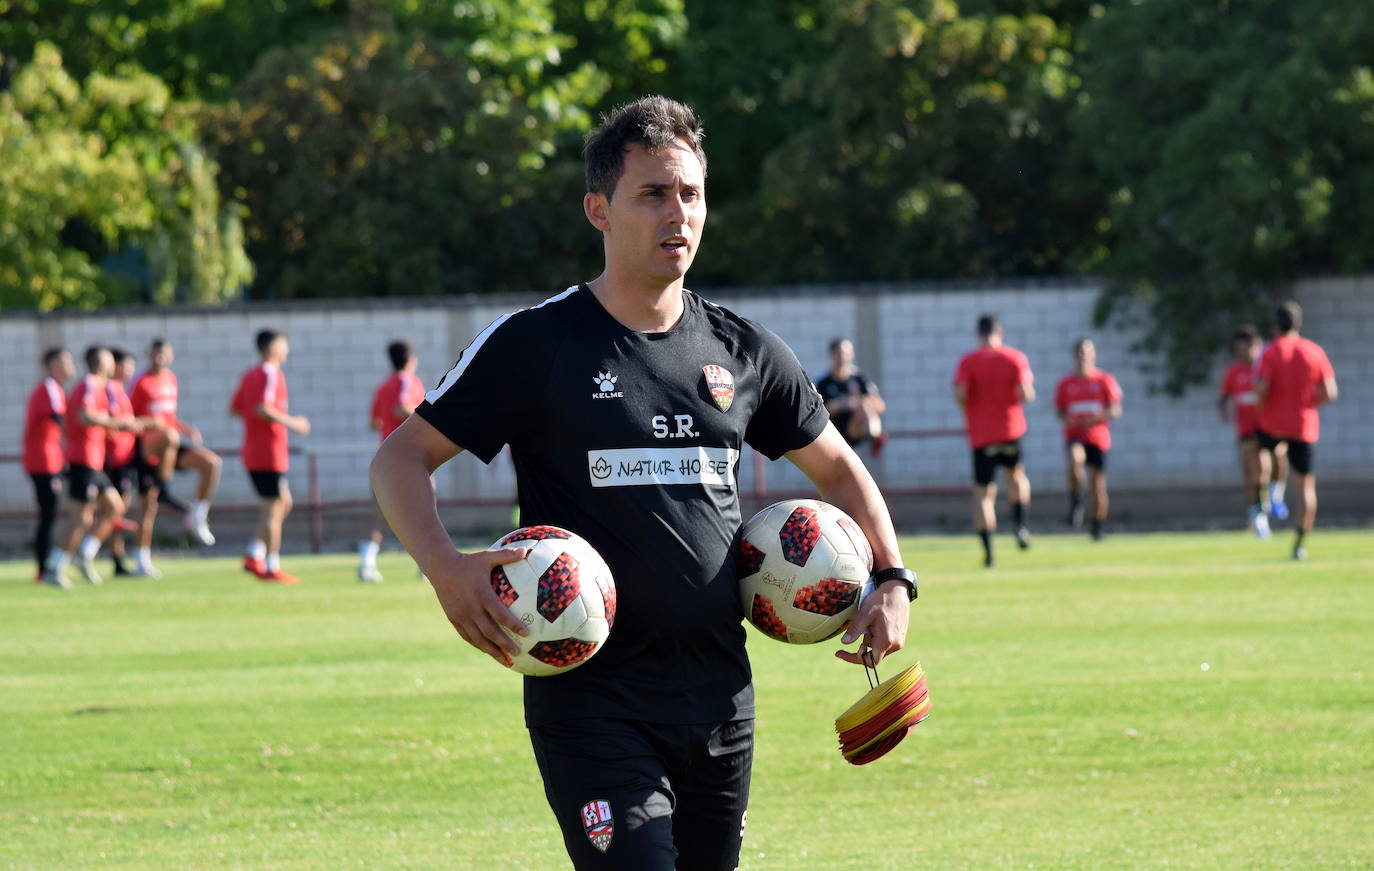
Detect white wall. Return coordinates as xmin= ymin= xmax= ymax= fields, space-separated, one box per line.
xmin=3 ymin=277 xmax=1370 ymax=514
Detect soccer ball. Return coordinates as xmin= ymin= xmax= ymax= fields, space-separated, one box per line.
xmin=737 ymin=499 xmax=874 ymax=644
xmin=488 ymin=525 xmax=617 ymax=676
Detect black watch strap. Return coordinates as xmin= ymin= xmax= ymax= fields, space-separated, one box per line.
xmin=873 ymin=567 xmax=917 ymax=601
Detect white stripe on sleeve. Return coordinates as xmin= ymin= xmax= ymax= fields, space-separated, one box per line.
xmin=426 ymin=286 xmax=580 ymax=404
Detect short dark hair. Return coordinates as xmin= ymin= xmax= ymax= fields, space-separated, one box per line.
xmin=828 ymin=337 xmax=851 ymax=354
xmin=387 ymin=340 xmax=413 ymax=372
xmin=84 ymin=345 xmax=106 ymax=372
xmin=42 ymin=347 xmax=68 ymax=367
xmin=1232 ymin=324 xmax=1259 ymax=343
xmin=256 ymin=329 xmax=283 ymax=354
xmin=584 ymin=96 xmax=707 ymax=199
xmin=110 ymin=347 xmax=131 ymax=366
xmin=149 ymin=337 xmax=169 ymax=353
xmin=977 ymin=314 xmax=1000 ymax=337
xmin=1274 ymin=301 xmax=1302 ymax=333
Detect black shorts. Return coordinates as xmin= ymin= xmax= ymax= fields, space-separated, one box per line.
xmin=529 ymin=718 xmax=753 ymax=871
xmin=104 ymin=462 xmax=138 ymax=498
xmin=248 ymin=469 xmax=286 ymax=499
xmin=67 ymin=464 xmax=113 ymax=502
xmin=1067 ymin=440 xmax=1107 ymax=470
xmin=1256 ymin=430 xmax=1314 ymax=475
xmin=971 ymin=440 xmax=1023 ymax=486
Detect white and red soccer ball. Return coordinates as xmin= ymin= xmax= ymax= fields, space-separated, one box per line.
xmin=737 ymin=499 xmax=875 ymax=645
xmin=488 ymin=525 xmax=617 ymax=676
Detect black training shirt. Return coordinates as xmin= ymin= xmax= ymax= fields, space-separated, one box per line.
xmin=417 ymin=285 xmax=828 ymax=726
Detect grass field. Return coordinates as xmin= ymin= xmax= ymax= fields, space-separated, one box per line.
xmin=3 ymin=530 xmax=1372 ymax=871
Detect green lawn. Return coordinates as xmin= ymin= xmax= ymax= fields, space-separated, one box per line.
xmin=3 ymin=530 xmax=1372 ymax=870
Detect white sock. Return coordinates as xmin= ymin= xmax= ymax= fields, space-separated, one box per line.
xmin=248 ymin=539 xmax=267 ymax=561
xmin=136 ymin=547 xmax=153 ymax=569
xmin=80 ymin=535 xmax=101 ymax=559
xmin=47 ymin=548 xmax=70 ymax=572
xmin=265 ymin=553 xmax=281 ymax=573
xmin=359 ymin=540 xmax=380 ymax=566
xmin=1270 ymin=481 xmax=1286 ymax=502
xmin=191 ymin=500 xmax=209 ymax=522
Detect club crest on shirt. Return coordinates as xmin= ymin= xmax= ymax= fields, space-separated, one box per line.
xmin=703 ymin=365 xmax=735 ymax=412
xmin=580 ymin=800 xmax=614 ymax=853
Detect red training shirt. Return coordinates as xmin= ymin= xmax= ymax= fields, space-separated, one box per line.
xmin=371 ymin=371 xmax=426 ymax=440
xmin=65 ymin=375 xmax=110 ymax=470
xmin=23 ymin=377 xmax=67 ymax=475
xmin=130 ymin=368 xmax=180 ymax=429
xmin=1054 ymin=369 xmax=1122 ymax=451
xmin=105 ymin=380 xmax=138 ymax=468
xmin=952 ymin=345 xmax=1033 ymax=448
xmin=1257 ymin=335 xmax=1334 ymax=443
xmin=232 ymin=363 xmax=290 ymax=472
xmin=1219 ymin=360 xmax=1261 ymax=439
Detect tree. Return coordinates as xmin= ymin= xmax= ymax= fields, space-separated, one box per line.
xmin=673 ymin=0 xmax=1107 ymax=286
xmin=207 ymin=17 xmax=608 ymax=299
xmin=1075 ymin=0 xmax=1374 ymax=393
xmin=0 ymin=42 xmax=251 ymax=311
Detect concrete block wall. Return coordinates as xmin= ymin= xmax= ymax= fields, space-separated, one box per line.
xmin=3 ymin=277 xmax=1370 ymax=517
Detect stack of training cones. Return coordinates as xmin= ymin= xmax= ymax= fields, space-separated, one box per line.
xmin=835 ymin=656 xmax=930 ymax=765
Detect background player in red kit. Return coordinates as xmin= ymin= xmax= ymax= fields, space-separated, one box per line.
xmin=1255 ymin=301 xmax=1337 ymax=560
xmin=358 ymin=340 xmax=426 ymax=583
xmin=45 ymin=347 xmax=144 ymax=588
xmin=952 ymin=313 xmax=1035 ymax=567
xmin=23 ymin=347 xmax=75 ymax=582
xmin=1218 ymin=325 xmax=1288 ymax=538
xmin=104 ymin=349 xmax=144 ymax=576
xmin=231 ymin=329 xmax=311 ymax=584
xmin=131 ymin=338 xmax=223 ymax=566
xmin=1054 ymin=338 xmax=1123 ymax=540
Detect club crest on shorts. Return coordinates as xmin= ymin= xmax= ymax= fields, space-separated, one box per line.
xmin=703 ymin=365 xmax=735 ymax=412
xmin=580 ymin=800 xmax=614 ymax=853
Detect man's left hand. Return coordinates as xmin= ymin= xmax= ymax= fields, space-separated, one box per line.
xmin=835 ymin=580 xmax=910 ymax=666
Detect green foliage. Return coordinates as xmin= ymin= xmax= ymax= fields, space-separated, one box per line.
xmin=206 ymin=19 xmax=605 ymax=299
xmin=677 ymin=0 xmax=1108 ymax=286
xmin=0 ymin=42 xmax=251 ymax=311
xmin=0 ymin=0 xmax=345 ymax=98
xmin=1077 ymin=0 xmax=1374 ymax=393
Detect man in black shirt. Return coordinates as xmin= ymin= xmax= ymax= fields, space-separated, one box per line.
xmin=815 ymin=337 xmax=887 ymax=454
xmin=371 ymin=96 xmax=915 ymax=871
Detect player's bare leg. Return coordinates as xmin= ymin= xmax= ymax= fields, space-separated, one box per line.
xmin=972 ymin=482 xmax=997 ymax=568
xmin=1241 ymin=439 xmax=1270 ymax=538
xmin=1008 ymin=463 xmax=1031 ymax=550
xmin=256 ymin=484 xmax=297 ymax=584
xmin=1290 ymin=471 xmax=1315 ymax=560
xmin=1269 ymin=444 xmax=1290 ymax=520
xmin=358 ymin=501 xmax=386 ymax=583
xmin=178 ymin=446 xmax=220 ymax=545
xmin=63 ymin=488 xmax=123 ymax=586
xmin=46 ymin=499 xmax=96 ymax=588
xmin=1065 ymin=443 xmax=1086 ymax=528
xmin=1088 ymin=467 xmax=1108 ymax=541
xmin=133 ymin=486 xmax=163 ymax=578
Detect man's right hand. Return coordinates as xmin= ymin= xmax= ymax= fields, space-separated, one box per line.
xmin=427 ymin=546 xmax=532 ymax=668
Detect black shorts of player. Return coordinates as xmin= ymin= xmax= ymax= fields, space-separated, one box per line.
xmin=972 ymin=440 xmax=1023 ymax=486
xmin=1256 ymin=430 xmax=1314 ymax=475
xmin=1066 ymin=439 xmax=1107 ymax=471
xmin=104 ymin=462 xmax=138 ymax=499
xmin=248 ymin=470 xmax=286 ymax=499
xmin=67 ymin=464 xmax=113 ymax=502
xmin=529 ymin=717 xmax=753 ymax=871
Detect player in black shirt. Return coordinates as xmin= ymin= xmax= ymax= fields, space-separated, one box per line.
xmin=371 ymin=96 xmax=915 ymax=871
xmin=815 ymin=337 xmax=887 ymax=451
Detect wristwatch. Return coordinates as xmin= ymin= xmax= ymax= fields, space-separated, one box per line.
xmin=873 ymin=567 xmax=918 ymax=601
